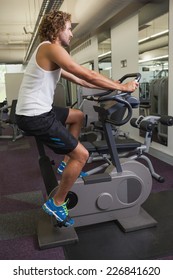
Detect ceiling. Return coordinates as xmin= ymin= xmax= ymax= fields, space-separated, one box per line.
xmin=0 ymin=0 xmax=169 ymax=65
xmin=0 ymin=0 xmax=43 ymax=63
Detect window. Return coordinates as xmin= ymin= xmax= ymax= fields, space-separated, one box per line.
xmin=0 ymin=64 xmax=6 ymax=102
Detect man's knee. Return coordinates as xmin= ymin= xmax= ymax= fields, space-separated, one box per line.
xmin=81 ymin=148 xmax=89 ymax=162
xmin=70 ymin=143 xmax=89 ymax=164
xmin=77 ymin=147 xmax=89 ymax=164
xmin=75 ymin=109 xmax=85 ymax=123
xmin=66 ymin=108 xmax=85 ymax=124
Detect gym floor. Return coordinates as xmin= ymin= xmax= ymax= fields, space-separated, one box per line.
xmin=0 ymin=135 xmax=173 ymax=260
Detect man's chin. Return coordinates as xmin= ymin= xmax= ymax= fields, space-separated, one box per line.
xmin=62 ymin=42 xmax=70 ymax=47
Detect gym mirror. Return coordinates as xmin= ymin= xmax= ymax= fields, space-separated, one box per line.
xmin=138 ymin=0 xmax=169 ymax=146
xmin=98 ymin=31 xmax=112 ymax=78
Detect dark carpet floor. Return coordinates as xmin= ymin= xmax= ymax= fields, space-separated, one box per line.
xmin=0 ymin=134 xmax=173 ymax=260
xmin=0 ymin=136 xmax=65 ymax=260
xmin=64 ymin=190 xmax=173 ymax=260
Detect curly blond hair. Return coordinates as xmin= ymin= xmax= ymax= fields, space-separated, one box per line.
xmin=38 ymin=10 xmax=71 ymax=42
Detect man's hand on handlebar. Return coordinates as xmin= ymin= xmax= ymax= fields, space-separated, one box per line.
xmin=119 ymin=80 xmax=139 ymax=93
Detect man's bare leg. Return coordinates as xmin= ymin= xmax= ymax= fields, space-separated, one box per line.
xmin=62 ymin=108 xmax=85 ymax=164
xmin=54 ymin=142 xmax=89 ymax=205
xmin=43 ymin=111 xmax=88 ymax=226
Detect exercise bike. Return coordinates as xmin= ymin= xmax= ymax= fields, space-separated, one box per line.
xmin=36 ymin=73 xmax=158 ymax=249
xmin=0 ymin=99 xmax=23 ymax=141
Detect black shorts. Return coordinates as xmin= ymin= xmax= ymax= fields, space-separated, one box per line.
xmin=15 ymin=106 xmax=78 ymax=154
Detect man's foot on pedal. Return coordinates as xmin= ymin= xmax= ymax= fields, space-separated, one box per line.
xmin=42 ymin=198 xmax=74 ymax=227
xmin=57 ymin=161 xmax=88 ymax=178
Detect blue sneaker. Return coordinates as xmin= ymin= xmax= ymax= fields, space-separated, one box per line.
xmin=57 ymin=161 xmax=88 ymax=178
xmin=79 ymin=171 xmax=88 ymax=178
xmin=42 ymin=198 xmax=74 ymax=227
xmin=57 ymin=161 xmax=67 ymax=175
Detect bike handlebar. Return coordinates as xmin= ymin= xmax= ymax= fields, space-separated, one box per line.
xmin=91 ymin=72 xmax=141 ymax=98
xmin=118 ymin=72 xmax=141 ymax=83
xmin=85 ymin=73 xmax=141 ymax=126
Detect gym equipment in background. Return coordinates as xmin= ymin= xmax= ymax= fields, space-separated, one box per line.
xmin=0 ymin=99 xmax=23 ymax=141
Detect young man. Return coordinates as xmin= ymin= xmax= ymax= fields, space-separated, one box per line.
xmin=15 ymin=10 xmax=138 ymax=227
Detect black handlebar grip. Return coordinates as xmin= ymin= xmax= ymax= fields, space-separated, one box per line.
xmin=159 ymin=115 xmax=173 ymax=126
xmin=139 ymin=121 xmax=154 ymax=132
xmin=119 ymin=73 xmax=141 ymax=83
xmin=130 ymin=118 xmax=138 ymax=128
xmin=130 ymin=118 xmax=153 ymax=131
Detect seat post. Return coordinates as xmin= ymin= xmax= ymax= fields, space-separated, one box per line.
xmin=94 ymin=105 xmax=122 ymax=173
xmin=34 ymin=136 xmax=58 ymax=196
xmin=35 ymin=136 xmax=46 ymax=157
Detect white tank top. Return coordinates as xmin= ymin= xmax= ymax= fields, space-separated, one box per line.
xmin=16 ymin=41 xmax=61 ymax=116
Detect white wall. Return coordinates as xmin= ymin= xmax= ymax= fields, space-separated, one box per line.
xmin=0 ymin=64 xmax=24 ymax=102
xmin=111 ymin=13 xmax=139 ymax=140
xmin=71 ymin=36 xmax=98 ymax=70
xmin=5 ymin=73 xmax=23 ymax=105
xmin=6 ymin=64 xmax=25 ymax=73
xmin=111 ymin=14 xmax=139 ymax=79
xmin=70 ymin=36 xmax=98 ymax=103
